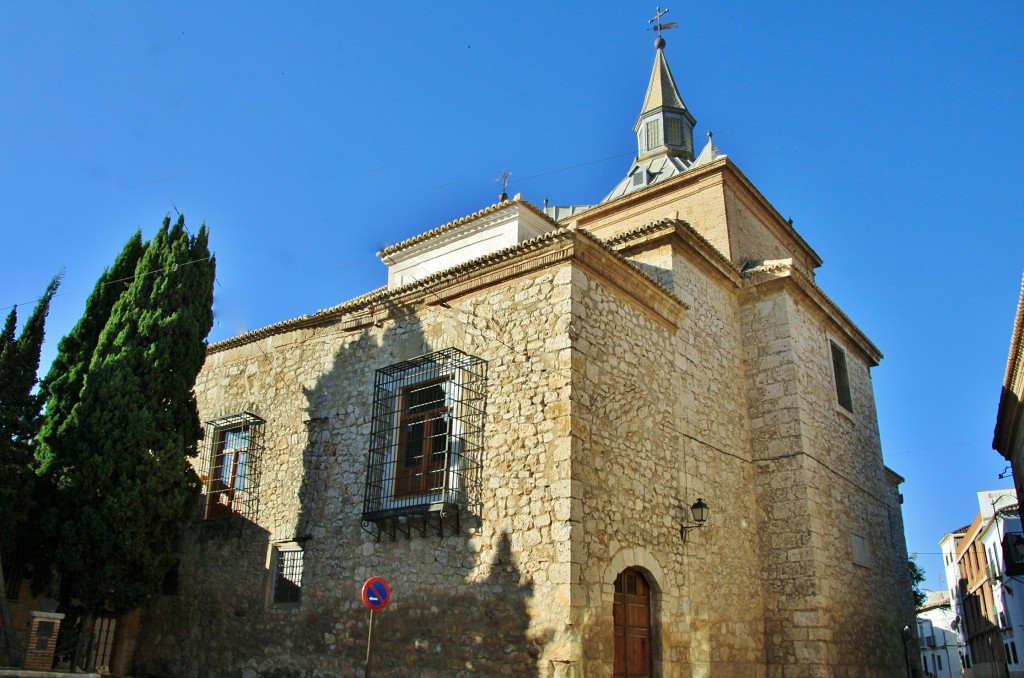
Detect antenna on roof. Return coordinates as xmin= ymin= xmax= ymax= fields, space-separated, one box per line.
xmin=497 ymin=168 xmax=512 ymax=202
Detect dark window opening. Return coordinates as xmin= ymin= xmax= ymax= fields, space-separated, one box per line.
xmin=830 ymin=340 xmax=853 ymax=412
xmin=271 ymin=546 xmax=303 ymax=605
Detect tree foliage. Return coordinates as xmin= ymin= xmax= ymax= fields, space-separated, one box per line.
xmin=0 ymin=275 xmax=61 ymax=533
xmin=909 ymin=556 xmax=926 ymax=609
xmin=35 ymin=215 xmax=215 ymax=617
xmin=0 ymin=274 xmax=60 ymax=667
xmin=35 ymin=232 xmax=144 ymax=477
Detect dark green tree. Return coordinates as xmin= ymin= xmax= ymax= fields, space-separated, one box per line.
xmin=0 ymin=275 xmax=60 ymax=666
xmin=909 ymin=556 xmax=927 ymax=609
xmin=35 ymin=232 xmax=145 ymax=476
xmin=35 ymin=216 xmax=214 ymax=668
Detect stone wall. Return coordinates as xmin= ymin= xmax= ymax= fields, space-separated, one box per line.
xmin=137 ymin=264 xmax=580 ymax=677
xmin=741 ymin=277 xmax=912 ymax=677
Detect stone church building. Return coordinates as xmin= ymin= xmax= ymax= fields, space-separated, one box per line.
xmin=135 ymin=35 xmax=914 ymax=678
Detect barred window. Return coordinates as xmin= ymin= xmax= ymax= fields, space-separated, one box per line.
xmin=362 ymin=349 xmax=486 ymax=532
xmin=270 ymin=543 xmax=303 ymax=606
xmin=201 ymin=412 xmax=265 ymax=520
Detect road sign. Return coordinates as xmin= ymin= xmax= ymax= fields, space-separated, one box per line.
xmin=361 ymin=577 xmax=391 ymax=611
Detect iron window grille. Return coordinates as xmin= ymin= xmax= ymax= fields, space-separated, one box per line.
xmin=362 ymin=348 xmax=487 ymax=539
xmin=270 ymin=543 xmax=304 ymax=606
xmin=200 ymin=411 xmax=265 ymax=521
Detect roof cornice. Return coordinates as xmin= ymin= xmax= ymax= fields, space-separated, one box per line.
xmin=378 ymin=196 xmax=561 ymax=259
xmin=742 ymin=261 xmax=883 ymax=366
xmin=208 ymin=224 xmax=687 ymax=354
xmin=994 ymin=273 xmax=1024 ymax=456
xmin=576 ymin=157 xmax=823 ymax=272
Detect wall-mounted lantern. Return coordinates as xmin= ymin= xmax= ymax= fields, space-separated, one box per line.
xmin=680 ymin=498 xmax=709 ymax=542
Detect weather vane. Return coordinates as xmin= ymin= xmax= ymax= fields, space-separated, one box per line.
xmin=497 ymin=168 xmax=512 ymax=201
xmin=648 ymin=6 xmax=678 ymax=33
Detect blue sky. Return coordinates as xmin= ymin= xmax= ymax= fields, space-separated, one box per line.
xmin=3 ymin=2 xmax=1023 ymax=593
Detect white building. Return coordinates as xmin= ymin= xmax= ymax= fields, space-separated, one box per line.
xmin=940 ymin=490 xmax=1024 ymax=678
xmin=918 ymin=591 xmax=965 ymax=678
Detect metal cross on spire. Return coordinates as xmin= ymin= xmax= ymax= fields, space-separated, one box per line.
xmin=648 ymin=6 xmax=678 ymax=33
xmin=497 ymin=168 xmax=512 ymax=201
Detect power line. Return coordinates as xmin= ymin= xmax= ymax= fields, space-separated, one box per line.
xmin=508 ymin=152 xmax=633 ymax=185
xmin=0 ymin=256 xmax=213 ymax=314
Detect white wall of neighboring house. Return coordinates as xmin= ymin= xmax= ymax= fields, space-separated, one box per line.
xmin=940 ymin=491 xmax=1024 ymax=678
xmin=918 ymin=594 xmax=965 ymax=678
xmin=980 ymin=508 xmax=1024 ymax=677
xmin=941 ymin=531 xmax=970 ymax=672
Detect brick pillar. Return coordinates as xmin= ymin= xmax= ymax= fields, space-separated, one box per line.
xmin=23 ymin=611 xmax=64 ymax=671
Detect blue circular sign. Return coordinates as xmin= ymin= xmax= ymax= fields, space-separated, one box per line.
xmin=361 ymin=577 xmax=391 ymax=610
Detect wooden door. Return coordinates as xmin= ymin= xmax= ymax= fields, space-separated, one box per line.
xmin=614 ymin=568 xmax=651 ymax=678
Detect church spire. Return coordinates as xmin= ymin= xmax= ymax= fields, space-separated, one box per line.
xmin=600 ymin=12 xmax=703 ymax=204
xmin=634 ymin=32 xmax=696 ymax=162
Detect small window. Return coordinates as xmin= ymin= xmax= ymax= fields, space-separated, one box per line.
xmin=202 ymin=412 xmax=264 ymax=520
xmin=632 ymin=170 xmax=646 ymax=187
xmin=270 ymin=543 xmax=304 ymax=606
xmin=937 ymin=654 xmax=943 ymax=671
xmin=830 ymin=340 xmax=854 ymax=412
xmin=646 ymin=119 xmax=662 ymax=150
xmin=665 ymin=117 xmax=682 ymax=146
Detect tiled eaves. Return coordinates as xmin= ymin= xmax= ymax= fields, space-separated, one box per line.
xmin=209 ymin=225 xmax=686 ymax=355
xmin=1004 ymin=276 xmax=1024 ymax=393
xmin=379 ymin=224 xmax=687 ymax=317
xmin=606 ymin=217 xmax=880 ymax=363
xmin=376 ymin=197 xmax=562 ymax=258
xmin=207 ymin=284 xmax=392 ymax=353
xmin=604 ymin=217 xmax=742 ymax=284
xmin=994 ymin=274 xmax=1024 ymax=455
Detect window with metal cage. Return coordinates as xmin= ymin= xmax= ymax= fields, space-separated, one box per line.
xmin=362 ymin=348 xmax=486 ymax=539
xmin=200 ymin=412 xmax=265 ymax=520
xmin=269 ymin=542 xmax=304 ymax=606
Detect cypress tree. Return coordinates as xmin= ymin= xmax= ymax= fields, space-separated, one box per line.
xmin=35 ymin=232 xmax=144 ymax=475
xmin=0 ymin=275 xmax=60 ymax=666
xmin=35 ymin=216 xmax=214 ymax=667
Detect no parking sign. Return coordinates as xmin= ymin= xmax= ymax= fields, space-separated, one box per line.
xmin=361 ymin=577 xmax=391 ymax=611
xmin=361 ymin=577 xmax=390 ymax=676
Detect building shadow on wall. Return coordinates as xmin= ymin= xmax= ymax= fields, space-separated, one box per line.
xmin=287 ymin=304 xmax=545 ymax=676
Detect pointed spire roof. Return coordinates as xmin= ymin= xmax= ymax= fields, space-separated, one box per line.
xmin=601 ymin=36 xmax=703 ymax=204
xmin=637 ymin=42 xmax=689 ymax=122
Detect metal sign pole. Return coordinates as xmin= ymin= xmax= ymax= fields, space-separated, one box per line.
xmin=365 ymin=608 xmax=375 ymax=677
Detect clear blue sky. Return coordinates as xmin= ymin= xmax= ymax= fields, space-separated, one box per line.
xmin=3 ymin=2 xmax=1022 ymax=593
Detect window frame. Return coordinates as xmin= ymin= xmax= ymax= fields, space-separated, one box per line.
xmin=664 ymin=116 xmax=682 ymax=147
xmin=394 ymin=376 xmax=453 ymax=499
xmin=267 ymin=541 xmax=304 ymax=608
xmin=645 ymin=119 xmax=662 ymax=151
xmin=828 ymin=337 xmax=854 ymax=414
xmin=201 ymin=412 xmax=265 ymax=521
xmin=362 ymin=348 xmax=487 ymax=528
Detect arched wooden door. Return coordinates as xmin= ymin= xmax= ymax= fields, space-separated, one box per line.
xmin=613 ymin=568 xmax=652 ymax=678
